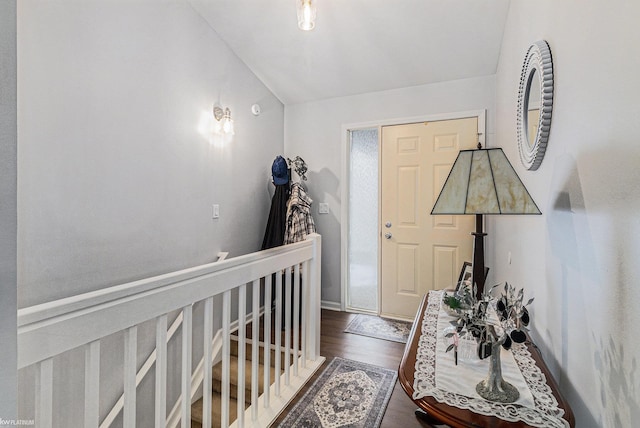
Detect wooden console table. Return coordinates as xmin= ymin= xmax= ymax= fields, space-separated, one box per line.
xmin=399 ymin=293 xmax=575 ymax=427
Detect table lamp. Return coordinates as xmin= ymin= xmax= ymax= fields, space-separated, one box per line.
xmin=431 ymin=144 xmax=540 ymax=299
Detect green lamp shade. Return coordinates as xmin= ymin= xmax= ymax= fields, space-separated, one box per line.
xmin=431 ymin=148 xmax=541 ymax=215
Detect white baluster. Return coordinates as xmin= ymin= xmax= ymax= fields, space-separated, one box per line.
xmin=274 ymin=272 xmax=282 ymax=397
xmin=222 ymin=291 xmax=231 ymax=428
xmin=124 ymin=326 xmax=137 ymax=428
xmin=309 ymin=234 xmax=322 ymax=360
xmin=84 ymin=340 xmax=100 ymax=428
xmin=293 ymin=263 xmax=300 ymax=377
xmin=237 ymin=284 xmax=247 ymax=427
xmin=251 ymin=279 xmax=260 ymax=421
xmin=263 ymin=274 xmax=272 ymax=408
xmin=284 ymin=266 xmax=292 ymax=386
xmin=202 ymin=297 xmax=213 ymax=428
xmin=155 ymin=314 xmax=167 ymax=428
xmin=301 ymin=260 xmax=309 ymax=369
xmin=35 ymin=358 xmax=53 ymax=428
xmin=181 ymin=305 xmax=192 ymax=427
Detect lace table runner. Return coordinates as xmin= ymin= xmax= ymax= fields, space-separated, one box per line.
xmin=412 ymin=290 xmax=569 ymax=427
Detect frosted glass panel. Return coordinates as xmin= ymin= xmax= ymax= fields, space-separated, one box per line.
xmin=348 ymin=129 xmax=379 ymax=311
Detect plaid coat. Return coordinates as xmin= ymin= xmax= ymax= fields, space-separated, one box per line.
xmin=284 ymin=182 xmax=316 ymax=244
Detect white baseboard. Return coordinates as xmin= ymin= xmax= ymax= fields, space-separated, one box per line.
xmin=321 ymin=300 xmax=342 ymax=311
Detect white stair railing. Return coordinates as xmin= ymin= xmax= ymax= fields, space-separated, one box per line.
xmin=17 ymin=233 xmax=323 ymax=428
xmin=101 ymin=294 xmax=190 ymax=427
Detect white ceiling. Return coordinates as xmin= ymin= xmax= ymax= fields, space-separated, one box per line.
xmin=189 ymin=0 xmax=511 ymax=105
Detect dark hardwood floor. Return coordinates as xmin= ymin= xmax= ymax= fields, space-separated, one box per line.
xmin=273 ymin=309 xmax=433 ymax=427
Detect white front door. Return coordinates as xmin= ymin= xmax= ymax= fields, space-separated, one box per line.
xmin=380 ymin=118 xmax=478 ymax=319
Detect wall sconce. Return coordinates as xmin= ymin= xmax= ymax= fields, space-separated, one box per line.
xmin=296 ymin=0 xmax=316 ymax=31
xmin=213 ymin=106 xmax=234 ymax=136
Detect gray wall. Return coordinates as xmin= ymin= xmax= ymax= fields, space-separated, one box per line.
xmin=0 ymin=0 xmax=17 ymax=422
xmin=285 ymin=75 xmax=496 ymax=305
xmin=18 ymin=1 xmax=284 ymax=308
xmin=489 ymin=1 xmax=640 ymax=426
xmin=17 ymin=1 xmax=283 ymax=426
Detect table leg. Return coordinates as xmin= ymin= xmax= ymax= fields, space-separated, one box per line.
xmin=414 ymin=408 xmax=445 ymax=426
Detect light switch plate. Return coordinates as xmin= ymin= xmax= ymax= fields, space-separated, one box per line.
xmin=318 ymin=203 xmax=329 ymax=214
xmin=212 ymin=204 xmax=220 ymax=219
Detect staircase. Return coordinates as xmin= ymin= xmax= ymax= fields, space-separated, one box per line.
xmin=192 ymin=320 xmax=290 ymax=428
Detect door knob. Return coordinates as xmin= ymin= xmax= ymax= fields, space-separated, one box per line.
xmin=384 ymin=232 xmax=392 ymax=239
xmin=385 ymin=222 xmax=392 ymax=228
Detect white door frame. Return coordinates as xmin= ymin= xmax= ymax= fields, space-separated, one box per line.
xmin=340 ymin=110 xmax=487 ymax=312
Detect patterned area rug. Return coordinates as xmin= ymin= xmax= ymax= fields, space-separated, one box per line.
xmin=277 ymin=357 xmax=397 ymax=428
xmin=344 ymin=314 xmax=412 ymax=343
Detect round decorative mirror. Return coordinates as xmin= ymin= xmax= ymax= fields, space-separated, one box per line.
xmin=516 ymin=40 xmax=553 ymax=170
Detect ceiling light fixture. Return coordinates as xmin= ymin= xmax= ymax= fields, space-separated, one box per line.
xmin=296 ymin=0 xmax=316 ymax=31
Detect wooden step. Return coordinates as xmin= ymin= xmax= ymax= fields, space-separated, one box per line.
xmin=191 ymin=392 xmax=243 ymax=428
xmin=193 ymin=333 xmax=298 ymax=426
xmin=212 ymin=355 xmax=280 ymax=403
xmin=235 ymin=311 xmax=304 ymax=345
xmin=229 ymin=339 xmax=290 ymax=367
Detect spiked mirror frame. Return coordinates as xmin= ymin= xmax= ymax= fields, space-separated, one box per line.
xmin=516 ymin=40 xmax=554 ymax=171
